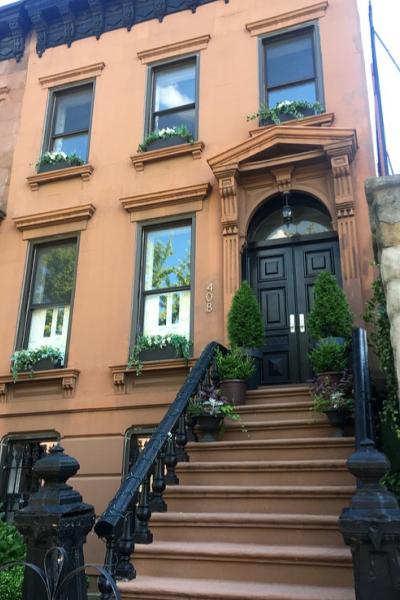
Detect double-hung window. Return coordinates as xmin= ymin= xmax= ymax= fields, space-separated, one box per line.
xmin=262 ymin=26 xmax=323 ymax=106
xmin=18 ymin=238 xmax=78 ymax=359
xmin=45 ymin=83 xmax=94 ymax=161
xmin=140 ymin=222 xmax=192 ymax=339
xmin=148 ymin=58 xmax=197 ymax=136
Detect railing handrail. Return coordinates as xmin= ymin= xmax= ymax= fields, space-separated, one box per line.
xmin=94 ymin=341 xmax=223 ymax=538
xmin=352 ymin=327 xmax=374 ymax=448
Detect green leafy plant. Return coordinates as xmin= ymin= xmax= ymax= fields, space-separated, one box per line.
xmin=308 ymin=272 xmax=353 ymax=340
xmin=0 ymin=517 xmax=26 ymax=600
xmin=36 ymin=151 xmax=84 ymax=171
xmin=11 ymin=346 xmax=64 ymax=381
xmin=187 ymin=385 xmax=240 ymax=421
xmin=309 ymin=341 xmax=347 ymax=374
xmin=311 ymin=370 xmax=353 ymax=413
xmin=137 ymin=125 xmax=194 ymax=152
xmin=227 ymin=281 xmax=264 ymax=348
xmin=247 ymin=100 xmax=324 ymax=124
xmin=128 ymin=334 xmax=192 ymax=375
xmin=215 ymin=347 xmax=255 ymax=381
xmin=364 ymin=276 xmax=400 ymax=497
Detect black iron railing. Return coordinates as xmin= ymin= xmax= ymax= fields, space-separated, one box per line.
xmin=351 ymin=327 xmax=375 ymax=448
xmin=94 ymin=341 xmax=224 ymax=599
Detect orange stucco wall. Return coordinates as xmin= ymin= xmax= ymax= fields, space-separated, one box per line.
xmin=0 ymin=0 xmax=375 ymax=559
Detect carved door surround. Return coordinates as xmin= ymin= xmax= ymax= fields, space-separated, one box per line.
xmin=208 ymin=120 xmax=362 ymax=333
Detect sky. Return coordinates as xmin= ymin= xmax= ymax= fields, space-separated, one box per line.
xmin=0 ymin=0 xmax=398 ymax=173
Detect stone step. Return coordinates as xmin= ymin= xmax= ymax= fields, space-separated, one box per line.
xmin=237 ymin=401 xmax=313 ymax=422
xmin=187 ymin=437 xmax=355 ymax=462
xmin=245 ymin=385 xmax=311 ymax=406
xmin=148 ymin=512 xmax=345 ymax=547
xmin=164 ymin=485 xmax=354 ymax=515
xmin=133 ymin=541 xmax=353 ymax=587
xmin=223 ymin=418 xmax=337 ymax=441
xmin=175 ymin=459 xmax=353 ymax=486
xmin=119 ymin=576 xmax=355 ymax=600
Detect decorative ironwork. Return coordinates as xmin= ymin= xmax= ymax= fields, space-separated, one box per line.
xmin=339 ymin=328 xmax=400 ymax=599
xmin=94 ymin=341 xmax=225 ymax=596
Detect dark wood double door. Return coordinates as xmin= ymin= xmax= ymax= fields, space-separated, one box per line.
xmin=246 ymin=235 xmax=342 ymax=385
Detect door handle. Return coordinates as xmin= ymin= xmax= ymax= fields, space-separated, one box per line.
xmin=290 ymin=314 xmax=296 ymax=333
xmin=299 ymin=314 xmax=306 ymax=333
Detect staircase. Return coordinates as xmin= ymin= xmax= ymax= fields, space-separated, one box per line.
xmin=119 ymin=384 xmax=356 ymax=600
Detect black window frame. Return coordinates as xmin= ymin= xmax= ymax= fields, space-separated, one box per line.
xmin=145 ymin=55 xmax=200 ymax=140
xmin=259 ymin=22 xmax=325 ymax=109
xmin=43 ymin=80 xmax=95 ymax=163
xmin=16 ymin=235 xmax=80 ymax=366
xmin=131 ymin=216 xmax=195 ymax=346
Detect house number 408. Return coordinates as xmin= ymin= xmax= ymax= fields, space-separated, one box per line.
xmin=205 ymin=283 xmax=214 ymax=312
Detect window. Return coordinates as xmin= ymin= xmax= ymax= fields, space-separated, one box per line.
xmin=148 ymin=58 xmax=197 ymax=136
xmin=18 ymin=238 xmax=78 ymax=359
xmin=262 ymin=27 xmax=323 ymax=106
xmin=139 ymin=222 xmax=192 ymax=338
xmin=0 ymin=435 xmax=58 ymax=521
xmin=45 ymin=83 xmax=94 ymax=161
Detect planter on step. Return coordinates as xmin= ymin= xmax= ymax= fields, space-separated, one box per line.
xmin=242 ymin=348 xmax=262 ymax=390
xmin=220 ymin=379 xmax=247 ymax=406
xmin=324 ymin=408 xmax=353 ymax=436
xmin=196 ymin=415 xmax=223 ymax=442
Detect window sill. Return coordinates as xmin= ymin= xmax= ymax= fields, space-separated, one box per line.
xmin=248 ymin=112 xmax=334 ymax=137
xmin=110 ymin=358 xmax=196 ymax=393
xmin=27 ymin=164 xmax=94 ymax=191
xmin=0 ymin=368 xmax=80 ymax=399
xmin=130 ymin=142 xmax=204 ymax=172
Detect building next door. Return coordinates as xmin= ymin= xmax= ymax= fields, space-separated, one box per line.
xmin=244 ymin=193 xmax=342 ymax=385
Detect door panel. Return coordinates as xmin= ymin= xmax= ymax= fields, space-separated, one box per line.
xmin=247 ymin=236 xmax=341 ymax=385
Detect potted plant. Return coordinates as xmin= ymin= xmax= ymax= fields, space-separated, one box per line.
xmin=127 ymin=334 xmax=192 ymax=375
xmin=247 ymin=100 xmax=324 ymax=126
xmin=11 ymin=346 xmax=64 ymax=381
xmin=137 ymin=125 xmax=194 ymax=152
xmin=36 ymin=151 xmax=84 ymax=173
xmin=215 ymin=347 xmax=255 ymax=406
xmin=227 ymin=281 xmax=264 ymax=389
xmin=308 ymin=272 xmax=353 ymax=345
xmin=309 ymin=340 xmax=348 ymax=383
xmin=311 ymin=370 xmax=353 ymax=435
xmin=187 ymin=385 xmax=240 ymax=442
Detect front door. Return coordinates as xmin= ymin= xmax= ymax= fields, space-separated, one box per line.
xmin=246 ymin=235 xmax=342 ymax=385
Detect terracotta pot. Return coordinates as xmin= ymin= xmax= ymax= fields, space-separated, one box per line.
xmin=196 ymin=415 xmax=223 ymax=442
xmin=220 ymin=379 xmax=247 ymax=406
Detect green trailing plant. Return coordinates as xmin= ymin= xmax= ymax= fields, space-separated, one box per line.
xmin=364 ymin=276 xmax=400 ymax=497
xmin=11 ymin=346 xmax=64 ymax=381
xmin=309 ymin=341 xmax=347 ymax=374
xmin=215 ymin=347 xmax=255 ymax=381
xmin=311 ymin=370 xmax=353 ymax=413
xmin=36 ymin=151 xmax=84 ymax=171
xmin=247 ymin=100 xmax=324 ymax=124
xmin=187 ymin=385 xmax=241 ymax=421
xmin=128 ymin=334 xmax=192 ymax=375
xmin=227 ymin=281 xmax=264 ymax=348
xmin=137 ymin=125 xmax=194 ymax=152
xmin=0 ymin=516 xmax=26 ymax=600
xmin=308 ymin=272 xmax=353 ymax=340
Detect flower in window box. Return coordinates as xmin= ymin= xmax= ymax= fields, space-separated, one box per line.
xmin=127 ymin=334 xmax=192 ymax=375
xmin=11 ymin=346 xmax=64 ymax=381
xmin=137 ymin=125 xmax=194 ymax=153
xmin=35 ymin=151 xmax=85 ymax=173
xmin=247 ymin=100 xmax=324 ymax=126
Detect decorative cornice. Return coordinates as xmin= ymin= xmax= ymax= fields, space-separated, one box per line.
xmin=0 ymin=368 xmax=80 ymax=400
xmin=0 ymin=0 xmax=228 ymax=62
xmin=131 ymin=141 xmax=204 ymax=172
xmin=27 ymin=164 xmax=94 ymax=191
xmin=39 ymin=62 xmax=105 ymax=88
xmin=13 ymin=204 xmax=96 ymax=235
xmin=245 ymin=1 xmax=328 ymax=37
xmin=248 ymin=113 xmax=335 ymax=137
xmin=121 ymin=183 xmax=211 ymax=221
xmin=0 ymin=86 xmax=9 ymax=101
xmin=137 ymin=34 xmax=211 ymax=64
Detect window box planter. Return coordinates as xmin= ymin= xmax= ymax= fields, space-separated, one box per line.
xmin=32 ymin=357 xmax=63 ymax=371
xmin=260 ymin=108 xmax=317 ymax=126
xmin=37 ymin=160 xmax=70 ymax=173
xmin=139 ymin=345 xmax=180 ymax=362
xmin=144 ymin=136 xmax=188 ymax=151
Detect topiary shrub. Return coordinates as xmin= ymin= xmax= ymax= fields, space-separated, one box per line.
xmin=308 ymin=272 xmax=353 ymax=340
xmin=309 ymin=341 xmax=348 ymax=373
xmin=228 ymin=281 xmax=264 ymax=348
xmin=0 ymin=517 xmax=26 ymax=600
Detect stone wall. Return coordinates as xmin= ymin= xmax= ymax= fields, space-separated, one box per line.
xmin=366 ymin=175 xmax=400 ymax=396
xmin=0 ymin=49 xmax=29 ymax=216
